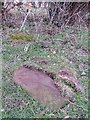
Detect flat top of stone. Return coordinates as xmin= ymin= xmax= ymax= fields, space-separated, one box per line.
xmin=14 ymin=66 xmax=68 ymax=111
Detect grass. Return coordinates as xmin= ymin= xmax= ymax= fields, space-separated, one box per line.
xmin=1 ymin=25 xmax=89 ymax=119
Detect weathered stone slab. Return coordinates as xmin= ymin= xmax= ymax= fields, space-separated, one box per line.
xmin=14 ymin=66 xmax=68 ymax=111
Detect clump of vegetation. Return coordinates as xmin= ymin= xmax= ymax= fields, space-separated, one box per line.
xmin=9 ymin=31 xmax=35 ymax=42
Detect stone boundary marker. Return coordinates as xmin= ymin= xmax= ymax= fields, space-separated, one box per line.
xmin=14 ymin=66 xmax=69 ymax=111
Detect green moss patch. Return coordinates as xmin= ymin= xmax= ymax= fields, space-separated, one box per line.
xmin=9 ymin=31 xmax=35 ymax=42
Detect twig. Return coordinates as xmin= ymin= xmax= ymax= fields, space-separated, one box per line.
xmin=49 ymin=7 xmax=57 ymax=25
xmin=77 ymin=12 xmax=88 ymax=30
xmin=61 ymin=4 xmax=84 ymax=30
xmin=4 ymin=0 xmax=7 ymax=6
xmin=20 ymin=10 xmax=31 ymax=31
xmin=24 ymin=43 xmax=30 ymax=52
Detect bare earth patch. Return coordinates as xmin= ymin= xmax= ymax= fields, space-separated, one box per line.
xmin=14 ymin=65 xmax=69 ymax=111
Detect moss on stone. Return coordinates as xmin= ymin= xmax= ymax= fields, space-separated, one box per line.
xmin=9 ymin=31 xmax=35 ymax=42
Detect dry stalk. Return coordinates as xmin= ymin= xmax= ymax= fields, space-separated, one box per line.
xmin=61 ymin=4 xmax=84 ymax=30
xmin=20 ymin=10 xmax=31 ymax=31
xmin=49 ymin=7 xmax=57 ymax=25
xmin=77 ymin=12 xmax=88 ymax=30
